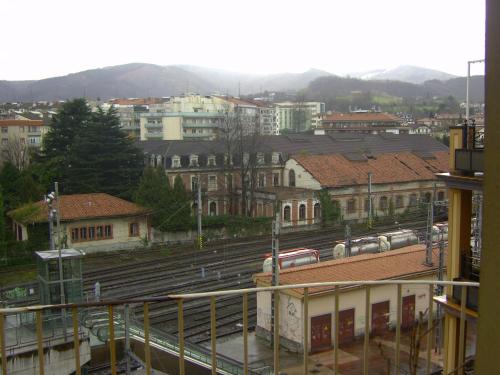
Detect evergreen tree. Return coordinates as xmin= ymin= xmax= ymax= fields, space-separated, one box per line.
xmin=0 ymin=162 xmax=22 ymax=210
xmin=37 ymin=98 xmax=92 ymax=186
xmin=170 ymin=175 xmax=192 ymax=230
xmin=0 ymin=188 xmax=5 ymax=244
xmin=134 ymin=167 xmax=172 ymax=229
xmin=64 ymin=106 xmax=143 ymax=198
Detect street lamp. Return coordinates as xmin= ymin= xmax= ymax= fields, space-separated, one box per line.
xmin=466 ymin=59 xmax=485 ymax=122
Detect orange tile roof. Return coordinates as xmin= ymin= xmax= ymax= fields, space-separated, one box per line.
xmin=9 ymin=193 xmax=150 ymax=224
xmin=214 ymin=96 xmax=255 ymax=106
xmin=0 ymin=119 xmax=44 ymax=127
xmin=293 ymin=151 xmax=448 ymax=187
xmin=322 ymin=112 xmax=401 ymax=123
xmin=254 ymin=245 xmax=444 ymax=295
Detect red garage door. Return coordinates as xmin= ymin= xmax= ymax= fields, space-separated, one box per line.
xmin=402 ymin=295 xmax=416 ymax=330
xmin=311 ymin=314 xmax=331 ymax=352
xmin=338 ymin=308 xmax=355 ymax=344
xmin=371 ymin=301 xmax=390 ymax=336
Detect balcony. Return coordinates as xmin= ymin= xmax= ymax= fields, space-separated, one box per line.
xmin=144 ymin=132 xmax=163 ymax=139
xmin=0 ymin=280 xmax=478 ymax=375
xmin=145 ymin=122 xmax=163 ymax=129
xmin=452 ymin=123 xmax=484 ymax=175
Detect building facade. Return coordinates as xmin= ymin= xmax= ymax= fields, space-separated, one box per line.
xmin=275 ymin=102 xmax=325 ymax=132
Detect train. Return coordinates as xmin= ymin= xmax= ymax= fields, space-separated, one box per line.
xmin=262 ymin=248 xmax=320 ymax=273
xmin=333 ymin=223 xmax=449 ymax=259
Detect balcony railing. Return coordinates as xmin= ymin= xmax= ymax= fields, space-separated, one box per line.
xmin=0 ymin=280 xmax=479 ymax=375
xmin=453 ymin=123 xmax=484 ymax=174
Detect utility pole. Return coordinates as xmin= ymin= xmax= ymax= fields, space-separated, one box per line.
xmin=270 ymin=210 xmax=280 ymax=369
xmin=55 ymin=182 xmax=67 ymax=341
xmin=435 ymin=227 xmax=445 ymax=354
xmin=345 ymin=224 xmax=352 ymax=257
xmin=197 ymin=176 xmax=203 ymax=250
xmin=367 ymin=172 xmax=373 ymax=229
xmin=424 ymin=199 xmax=434 ymax=266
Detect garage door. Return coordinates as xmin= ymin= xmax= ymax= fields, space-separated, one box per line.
xmin=311 ymin=314 xmax=331 ymax=352
xmin=338 ymin=308 xmax=355 ymax=344
xmin=371 ymin=301 xmax=390 ymax=336
xmin=402 ymin=295 xmax=416 ymax=330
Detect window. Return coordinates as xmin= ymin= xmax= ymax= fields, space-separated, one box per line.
xmin=80 ymin=227 xmax=87 ymax=240
xmin=409 ymin=194 xmax=418 ymax=208
xmin=258 ymin=173 xmax=265 ymax=188
xmin=208 ymin=175 xmax=217 ymax=191
xmin=96 ymin=226 xmax=103 ymax=239
xmin=257 ymin=153 xmax=265 ymax=165
xmin=189 ymin=155 xmax=199 ymax=167
xmin=289 ymin=169 xmax=296 ymax=187
xmin=299 ymin=204 xmax=306 ymax=221
xmin=395 ymin=195 xmax=404 ymax=209
xmin=347 ymin=199 xmax=356 ymax=214
xmin=104 ymin=225 xmax=112 ymax=238
xmin=208 ymin=155 xmax=216 ymax=167
xmin=273 ymin=173 xmax=280 ymax=187
xmin=209 ymin=201 xmax=217 ymax=216
xmin=423 ymin=192 xmax=432 ymax=203
xmin=71 ymin=228 xmax=79 ymax=241
xmin=191 ymin=176 xmax=199 ymax=192
xmin=314 ymin=203 xmax=321 ymax=219
xmin=88 ymin=226 xmax=95 ymax=240
xmin=129 ymin=223 xmax=139 ymax=237
xmin=379 ymin=196 xmax=388 ymax=211
xmin=272 ymin=152 xmax=280 ymax=164
xmin=172 ymin=156 xmax=181 ymax=168
xmin=1 ymin=127 xmax=7 ymax=133
xmin=364 ymin=198 xmax=371 ymax=212
xmin=283 ymin=206 xmax=291 ymax=222
xmin=437 ymin=191 xmax=445 ymax=201
xmin=1 ymin=138 xmax=7 ymax=145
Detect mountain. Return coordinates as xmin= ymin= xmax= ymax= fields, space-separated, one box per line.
xmin=0 ymin=64 xmax=333 ymax=102
xmin=349 ymin=65 xmax=457 ymax=84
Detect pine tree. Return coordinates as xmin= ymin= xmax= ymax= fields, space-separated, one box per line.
xmin=170 ymin=175 xmax=192 ymax=230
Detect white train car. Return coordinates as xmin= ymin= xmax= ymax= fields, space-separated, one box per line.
xmin=262 ymin=248 xmax=320 ymax=273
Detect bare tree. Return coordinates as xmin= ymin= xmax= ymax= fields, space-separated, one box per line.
xmin=1 ymin=136 xmax=30 ymax=170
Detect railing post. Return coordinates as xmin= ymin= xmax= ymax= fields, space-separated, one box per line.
xmin=210 ymin=296 xmax=217 ymax=375
xmin=458 ymin=286 xmax=467 ymax=375
xmin=108 ymin=305 xmax=117 ymax=375
xmin=178 ymin=299 xmax=185 ymax=375
xmin=303 ymin=287 xmax=309 ymax=374
xmin=0 ymin=313 xmax=7 ymax=375
xmin=243 ymin=293 xmax=249 ymax=375
xmin=364 ymin=285 xmax=370 ymax=375
xmin=72 ymin=307 xmax=81 ymax=375
xmin=143 ymin=302 xmax=151 ymax=375
xmin=334 ymin=285 xmax=340 ymax=375
xmin=426 ymin=284 xmax=434 ymax=375
xmin=395 ymin=284 xmax=402 ymax=374
xmin=36 ymin=309 xmax=44 ymax=375
xmin=273 ymin=289 xmax=280 ymax=374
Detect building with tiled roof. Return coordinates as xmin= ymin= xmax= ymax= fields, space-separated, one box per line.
xmin=254 ymin=245 xmax=444 ymax=352
xmin=316 ymin=112 xmax=406 ymax=135
xmin=8 ymin=193 xmax=151 ymax=253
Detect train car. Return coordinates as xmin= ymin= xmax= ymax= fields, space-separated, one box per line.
xmin=262 ymin=248 xmax=320 ymax=273
xmin=333 ymin=236 xmax=390 ymax=259
xmin=380 ymin=229 xmax=418 ymax=249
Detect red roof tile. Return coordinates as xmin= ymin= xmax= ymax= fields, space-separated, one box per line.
xmin=254 ymin=245 xmax=444 ymax=295
xmin=322 ymin=112 xmax=401 ymax=123
xmin=9 ymin=193 xmax=150 ymax=224
xmin=0 ymin=119 xmax=44 ymax=127
xmin=293 ymin=151 xmax=449 ymax=187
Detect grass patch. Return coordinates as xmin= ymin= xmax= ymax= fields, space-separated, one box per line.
xmin=0 ymin=264 xmax=37 ymax=286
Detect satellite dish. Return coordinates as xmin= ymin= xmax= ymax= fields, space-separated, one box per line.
xmin=333 ymin=244 xmax=345 ymax=259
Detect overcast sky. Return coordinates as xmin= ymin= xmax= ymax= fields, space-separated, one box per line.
xmin=1 ymin=0 xmax=485 ymax=80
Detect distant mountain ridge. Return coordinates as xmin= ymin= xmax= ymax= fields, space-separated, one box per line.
xmin=0 ymin=63 xmax=482 ymax=103
xmin=348 ymin=65 xmax=458 ymax=84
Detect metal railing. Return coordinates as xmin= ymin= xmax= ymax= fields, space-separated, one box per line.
xmin=0 ymin=280 xmax=479 ymax=375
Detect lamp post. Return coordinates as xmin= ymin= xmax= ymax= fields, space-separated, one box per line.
xmin=466 ymin=59 xmax=485 ymax=122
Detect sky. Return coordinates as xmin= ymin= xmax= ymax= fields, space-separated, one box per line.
xmin=0 ymin=0 xmax=486 ymax=81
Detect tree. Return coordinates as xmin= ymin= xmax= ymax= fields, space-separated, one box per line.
xmin=36 ymin=98 xmax=92 ymax=186
xmin=317 ymin=189 xmax=341 ymax=226
xmin=65 ymin=106 xmax=143 ymax=198
xmin=134 ymin=166 xmax=172 ymax=230
xmin=169 ymin=175 xmax=192 ymax=230
xmin=2 ymin=136 xmax=30 ymax=170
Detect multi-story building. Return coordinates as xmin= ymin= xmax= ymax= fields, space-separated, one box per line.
xmin=0 ymin=119 xmax=49 ymax=168
xmin=139 ymin=134 xmax=449 ymax=226
xmin=275 ymin=102 xmax=325 ymax=132
xmin=315 ymin=112 xmax=407 ymax=135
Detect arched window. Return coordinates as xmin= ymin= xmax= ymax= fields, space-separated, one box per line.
xmin=379 ymin=196 xmax=388 ymax=211
xmin=423 ymin=192 xmax=432 ymax=203
xmin=209 ymin=201 xmax=217 ymax=216
xmin=347 ymin=199 xmax=356 ymax=214
xmin=283 ymin=206 xmax=291 ymax=222
xmin=314 ymin=203 xmax=321 ymax=219
xmin=289 ymin=169 xmax=296 ymax=187
xmin=299 ymin=204 xmax=306 ymax=220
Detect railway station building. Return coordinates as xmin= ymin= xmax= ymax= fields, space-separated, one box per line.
xmin=138 ymin=133 xmax=449 ymax=228
xmin=8 ymin=193 xmax=152 ymax=253
xmin=253 ymin=245 xmax=444 ymax=353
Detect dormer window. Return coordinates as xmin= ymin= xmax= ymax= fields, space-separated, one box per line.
xmin=189 ymin=154 xmax=199 ymax=167
xmin=172 ymin=156 xmax=181 ymax=168
xmin=224 ymin=154 xmax=233 ymax=166
xmin=208 ymin=155 xmax=216 ymax=167
xmin=272 ymin=152 xmax=280 ymax=164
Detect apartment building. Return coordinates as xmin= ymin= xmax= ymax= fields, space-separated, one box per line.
xmin=315 ymin=112 xmax=407 ymax=135
xmin=275 ymin=101 xmax=325 ymax=132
